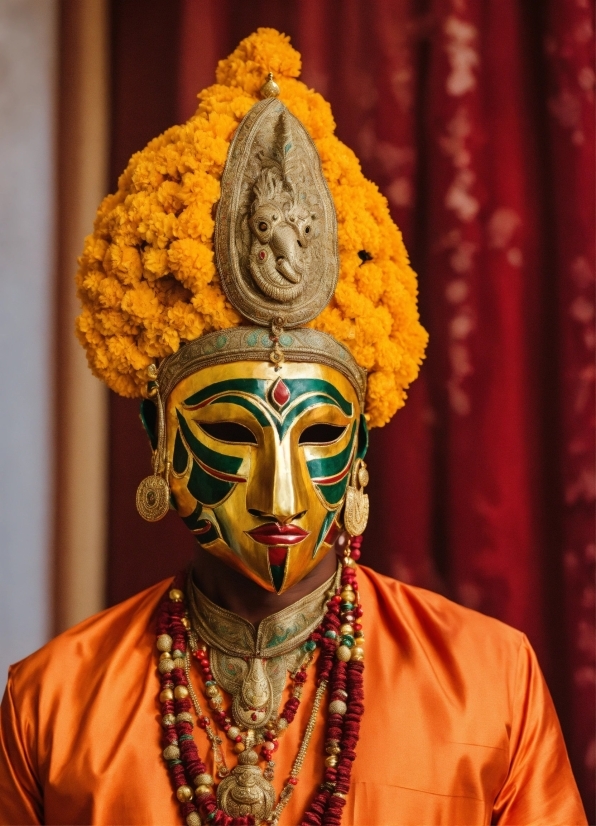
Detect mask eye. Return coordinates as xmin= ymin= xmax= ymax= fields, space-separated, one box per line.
xmin=299 ymin=424 xmax=347 ymax=445
xmin=199 ymin=421 xmax=257 ymax=445
xmin=258 ymin=221 xmax=268 ymax=232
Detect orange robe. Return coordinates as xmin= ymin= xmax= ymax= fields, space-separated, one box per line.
xmin=0 ymin=566 xmax=586 ymax=825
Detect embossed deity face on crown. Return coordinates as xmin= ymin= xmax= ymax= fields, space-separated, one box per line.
xmin=215 ymin=99 xmax=339 ymax=328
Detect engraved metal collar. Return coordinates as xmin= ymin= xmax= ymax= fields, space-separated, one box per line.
xmin=186 ymin=567 xmax=339 ymax=659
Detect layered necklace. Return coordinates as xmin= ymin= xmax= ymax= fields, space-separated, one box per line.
xmin=155 ymin=537 xmax=364 ymax=826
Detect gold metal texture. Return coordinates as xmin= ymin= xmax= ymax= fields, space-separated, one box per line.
xmin=216 ymin=748 xmax=275 ymax=819
xmin=215 ymin=98 xmax=339 ymax=327
xmin=260 ymin=71 xmax=280 ymax=99
xmin=343 ymin=458 xmax=370 ymax=536
xmin=156 ymin=326 xmax=367 ymax=410
xmin=136 ymin=474 xmax=169 ymax=521
xmin=186 ymin=571 xmax=337 ymax=729
xmin=166 ymin=361 xmax=362 ymax=593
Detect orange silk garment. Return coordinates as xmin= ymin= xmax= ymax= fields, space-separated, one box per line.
xmin=0 ymin=566 xmax=586 ymax=826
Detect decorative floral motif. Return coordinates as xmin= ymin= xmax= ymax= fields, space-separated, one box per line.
xmin=75 ymin=28 xmax=427 ymax=428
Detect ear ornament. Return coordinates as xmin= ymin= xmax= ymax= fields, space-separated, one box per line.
xmin=136 ymin=364 xmax=171 ymax=522
xmin=343 ymin=459 xmax=369 ymax=537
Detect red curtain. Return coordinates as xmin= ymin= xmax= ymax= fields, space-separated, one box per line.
xmin=107 ymin=0 xmax=594 ymax=813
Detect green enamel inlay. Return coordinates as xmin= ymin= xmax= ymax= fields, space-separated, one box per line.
xmin=270 ymin=564 xmax=285 ymax=592
xmin=181 ymin=505 xmax=221 ymax=544
xmin=187 ymin=459 xmax=234 ymax=507
xmin=177 ymin=411 xmax=244 ymax=476
xmin=282 ymin=380 xmax=353 ymax=417
xmin=183 ymin=379 xmax=267 ymax=409
xmin=313 ymin=508 xmax=337 ymax=557
xmin=182 ymin=378 xmax=353 ymax=443
xmin=181 ymin=503 xmax=203 ymax=531
xmin=213 ymin=394 xmax=270 ymax=429
xmin=172 ymin=430 xmax=189 ymax=475
xmin=306 ymin=422 xmax=356 ymax=481
xmin=317 ymin=477 xmax=350 ymax=507
xmin=197 ymin=519 xmax=221 ymax=545
xmin=276 ymin=394 xmax=343 ymax=440
xmin=357 ymin=414 xmax=369 ymax=460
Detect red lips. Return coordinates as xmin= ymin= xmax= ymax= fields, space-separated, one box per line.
xmin=247 ymin=523 xmax=309 ymax=547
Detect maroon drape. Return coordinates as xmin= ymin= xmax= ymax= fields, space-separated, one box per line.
xmin=107 ymin=0 xmax=594 ymax=813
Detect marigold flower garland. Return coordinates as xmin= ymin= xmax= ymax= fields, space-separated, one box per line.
xmin=76 ymin=28 xmax=427 ymax=427
xmin=156 ymin=536 xmax=365 ymax=825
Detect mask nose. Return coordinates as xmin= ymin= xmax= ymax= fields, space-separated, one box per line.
xmin=247 ymin=508 xmax=307 ymax=525
xmin=246 ymin=432 xmax=310 ymax=523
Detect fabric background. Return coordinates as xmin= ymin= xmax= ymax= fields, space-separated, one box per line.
xmin=106 ymin=0 xmax=595 ymax=815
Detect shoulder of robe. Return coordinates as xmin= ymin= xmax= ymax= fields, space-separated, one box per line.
xmin=6 ymin=578 xmax=172 ymax=695
xmin=357 ymin=564 xmax=525 ymax=669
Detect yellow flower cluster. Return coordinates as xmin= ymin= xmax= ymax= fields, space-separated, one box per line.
xmin=76 ymin=28 xmax=427 ymax=427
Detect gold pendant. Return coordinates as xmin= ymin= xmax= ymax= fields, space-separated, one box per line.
xmin=136 ymin=473 xmax=170 ymax=521
xmin=217 ymin=749 xmax=275 ymax=820
xmin=343 ymin=459 xmax=369 ymax=536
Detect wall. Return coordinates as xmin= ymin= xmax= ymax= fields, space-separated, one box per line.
xmin=0 ymin=0 xmax=57 ymax=678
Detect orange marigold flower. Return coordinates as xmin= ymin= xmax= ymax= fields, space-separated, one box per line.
xmin=75 ymin=27 xmax=427 ymax=427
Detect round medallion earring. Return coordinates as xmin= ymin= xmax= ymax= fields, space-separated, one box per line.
xmin=136 ymin=462 xmax=170 ymax=522
xmin=136 ymin=364 xmax=171 ymax=522
xmin=343 ymin=459 xmax=369 ymax=536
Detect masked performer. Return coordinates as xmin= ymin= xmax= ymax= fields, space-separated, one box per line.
xmin=0 ymin=29 xmax=586 ymax=826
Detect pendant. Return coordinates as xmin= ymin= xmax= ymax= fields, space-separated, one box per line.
xmin=217 ymin=748 xmax=275 ymax=820
xmin=211 ymin=647 xmax=304 ymax=729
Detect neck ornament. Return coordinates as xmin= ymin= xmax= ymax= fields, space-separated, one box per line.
xmin=155 ymin=536 xmax=365 ymax=826
xmin=186 ymin=571 xmax=338 ymax=730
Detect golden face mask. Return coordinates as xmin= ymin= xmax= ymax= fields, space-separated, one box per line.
xmin=160 ymin=360 xmax=367 ymax=593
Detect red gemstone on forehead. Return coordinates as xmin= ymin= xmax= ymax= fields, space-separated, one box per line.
xmin=258 ymin=249 xmax=267 ymax=260
xmin=272 ymin=379 xmax=290 ymax=407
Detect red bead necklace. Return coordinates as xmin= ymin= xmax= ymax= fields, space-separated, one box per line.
xmin=156 ymin=537 xmax=365 ymax=826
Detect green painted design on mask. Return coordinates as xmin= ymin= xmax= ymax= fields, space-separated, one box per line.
xmin=183 ymin=379 xmax=267 ymax=409
xmin=357 ymin=414 xmax=369 ymax=460
xmin=282 ymin=379 xmax=353 ymax=417
xmin=173 ymin=430 xmax=189 ymax=475
xmin=212 ymin=394 xmax=270 ymax=428
xmin=316 ymin=477 xmax=351 ymax=507
xmin=270 ymin=564 xmax=285 ymax=592
xmin=306 ymin=422 xmax=356 ymax=507
xmin=276 ymin=394 xmax=348 ymax=440
xmin=177 ymin=411 xmax=244 ymax=476
xmin=313 ymin=508 xmax=338 ymax=558
xmin=187 ymin=459 xmax=235 ymax=507
xmin=177 ymin=412 xmax=245 ymax=506
xmin=183 ymin=378 xmax=353 ymax=442
xmin=182 ymin=503 xmax=221 ymax=544
xmin=306 ymin=421 xmax=356 ymax=481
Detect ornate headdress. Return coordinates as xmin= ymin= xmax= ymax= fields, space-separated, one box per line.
xmin=76 ymin=28 xmax=427 ymax=433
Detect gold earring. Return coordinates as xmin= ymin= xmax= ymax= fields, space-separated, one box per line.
xmin=136 ymin=460 xmax=171 ymax=522
xmin=343 ymin=459 xmax=369 ymax=536
xmin=136 ymin=365 xmax=171 ymax=522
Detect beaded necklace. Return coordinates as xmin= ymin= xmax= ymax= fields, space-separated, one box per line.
xmin=156 ymin=537 xmax=365 ymax=826
xmin=188 ymin=631 xmax=319 ymax=783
